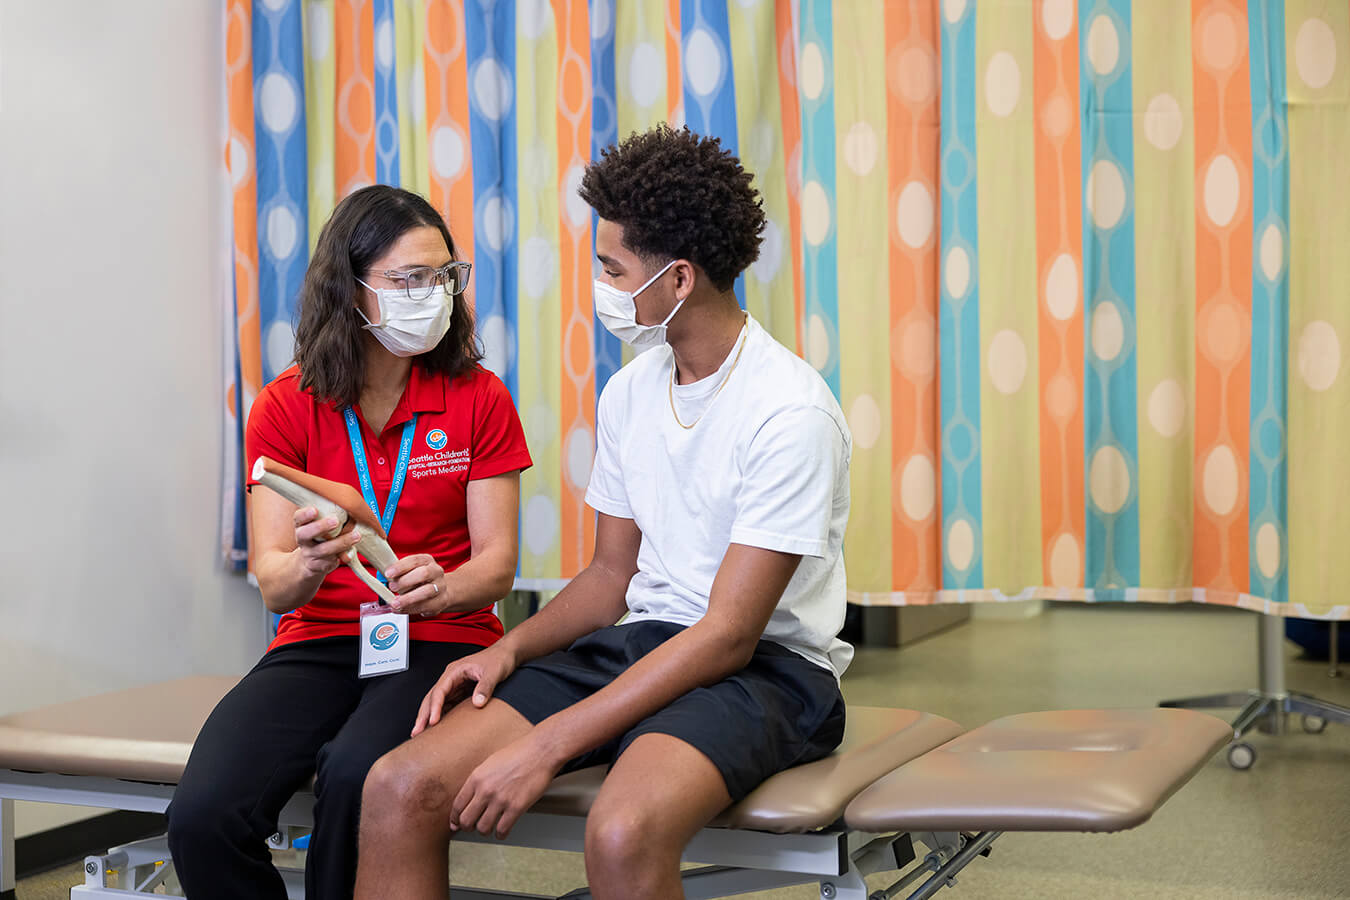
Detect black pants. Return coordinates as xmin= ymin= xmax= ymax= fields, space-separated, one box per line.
xmin=166 ymin=636 xmax=479 ymax=900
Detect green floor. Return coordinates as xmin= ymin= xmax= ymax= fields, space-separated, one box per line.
xmin=18 ymin=603 xmax=1350 ymax=898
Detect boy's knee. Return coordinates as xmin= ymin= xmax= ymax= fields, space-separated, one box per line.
xmin=584 ymin=804 xmax=670 ymax=882
xmin=361 ymin=751 xmax=456 ymax=834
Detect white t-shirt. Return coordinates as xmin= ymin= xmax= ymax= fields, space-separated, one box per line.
xmin=585 ymin=315 xmax=854 ymax=676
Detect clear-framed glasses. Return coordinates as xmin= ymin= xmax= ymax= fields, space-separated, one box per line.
xmin=371 ymin=261 xmax=472 ymax=301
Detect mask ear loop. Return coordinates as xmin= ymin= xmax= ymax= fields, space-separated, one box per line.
xmin=631 ymin=259 xmax=679 ymax=300
xmin=629 ymin=259 xmax=682 ymax=331
xmin=354 ymin=278 xmax=384 ymax=328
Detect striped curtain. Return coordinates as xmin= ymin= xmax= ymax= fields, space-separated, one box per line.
xmin=222 ymin=0 xmax=1349 ymax=621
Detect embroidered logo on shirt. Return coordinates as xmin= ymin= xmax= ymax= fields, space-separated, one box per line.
xmin=408 ymin=448 xmax=470 ymax=478
xmin=426 ymin=428 xmax=448 ymax=450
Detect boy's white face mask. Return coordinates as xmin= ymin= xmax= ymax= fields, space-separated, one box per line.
xmin=356 ymin=279 xmax=453 ymax=357
xmin=593 ymin=260 xmax=680 ymax=351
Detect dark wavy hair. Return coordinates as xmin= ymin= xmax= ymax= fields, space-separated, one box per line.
xmin=293 ymin=185 xmax=481 ymax=407
xmin=578 ymin=124 xmax=765 ymax=291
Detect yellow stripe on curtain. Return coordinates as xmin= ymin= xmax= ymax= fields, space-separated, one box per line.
xmin=304 ymin=0 xmax=338 ymax=249
xmin=835 ymin=0 xmax=893 ymax=592
xmin=1286 ymin=1 xmax=1350 ymax=618
xmin=394 ymin=0 xmax=430 ymax=197
xmin=516 ymin=3 xmax=564 ymax=581
xmin=975 ymin=1 xmax=1041 ymax=595
xmin=726 ymin=0 xmax=798 ymax=350
xmin=1132 ymin=1 xmax=1196 ymax=591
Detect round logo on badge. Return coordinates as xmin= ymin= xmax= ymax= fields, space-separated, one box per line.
xmin=426 ymin=429 xmax=448 ymax=450
xmin=370 ymin=622 xmax=400 ymax=651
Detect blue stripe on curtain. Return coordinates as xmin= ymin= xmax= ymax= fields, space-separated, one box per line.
xmin=939 ymin=0 xmax=983 ymax=590
xmin=466 ymin=0 xmax=519 ymax=399
xmin=799 ymin=0 xmax=841 ymax=397
xmin=373 ymin=0 xmax=401 ymax=186
xmin=1080 ymin=0 xmax=1139 ymax=594
xmin=681 ymin=0 xmax=745 ymax=307
xmin=228 ymin=263 xmax=248 ymax=568
xmin=1247 ymin=0 xmax=1290 ymax=603
xmin=589 ymin=0 xmax=622 ymax=399
xmin=252 ymin=0 xmax=309 ymax=384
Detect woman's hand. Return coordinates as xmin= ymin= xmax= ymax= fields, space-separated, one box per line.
xmin=384 ymin=553 xmax=446 ymax=617
xmin=292 ymin=507 xmax=362 ymax=579
xmin=411 ymin=644 xmax=519 ymax=736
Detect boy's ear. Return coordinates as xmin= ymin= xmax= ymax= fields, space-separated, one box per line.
xmin=674 ymin=259 xmax=697 ymax=299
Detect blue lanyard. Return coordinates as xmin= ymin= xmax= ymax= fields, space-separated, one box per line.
xmin=342 ymin=408 xmax=417 ymax=540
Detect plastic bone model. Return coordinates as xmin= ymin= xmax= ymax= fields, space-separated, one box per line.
xmin=251 ymin=456 xmax=401 ymax=605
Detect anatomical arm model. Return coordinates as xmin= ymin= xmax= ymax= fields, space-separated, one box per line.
xmin=251 ymin=456 xmax=400 ymax=606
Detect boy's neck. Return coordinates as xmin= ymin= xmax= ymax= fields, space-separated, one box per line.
xmin=668 ymin=294 xmax=747 ymax=385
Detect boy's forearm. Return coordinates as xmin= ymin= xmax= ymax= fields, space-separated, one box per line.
xmin=497 ymin=561 xmax=630 ymax=664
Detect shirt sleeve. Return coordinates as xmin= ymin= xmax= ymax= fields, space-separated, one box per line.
xmin=583 ymin=379 xmax=633 ymax=519
xmin=729 ymin=405 xmax=848 ymax=558
xmin=244 ymin=380 xmax=308 ymax=488
xmin=467 ymin=368 xmax=534 ymax=480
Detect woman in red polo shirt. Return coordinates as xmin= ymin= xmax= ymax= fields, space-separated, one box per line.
xmin=167 ymin=186 xmax=531 ymax=899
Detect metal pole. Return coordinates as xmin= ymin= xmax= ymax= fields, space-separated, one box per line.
xmin=1330 ymin=621 xmax=1341 ymax=678
xmin=1257 ymin=613 xmax=1286 ymax=734
xmin=905 ymin=832 xmax=1001 ymax=900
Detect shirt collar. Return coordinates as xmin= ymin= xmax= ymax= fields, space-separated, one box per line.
xmin=406 ymin=363 xmax=448 ymax=415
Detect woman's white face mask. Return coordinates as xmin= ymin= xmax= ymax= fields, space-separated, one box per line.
xmin=593 ymin=260 xmax=680 ymax=351
xmin=356 ymin=279 xmax=453 ymax=358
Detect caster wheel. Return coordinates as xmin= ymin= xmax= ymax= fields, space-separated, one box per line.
xmin=1227 ymin=742 xmax=1256 ymax=770
xmin=1302 ymin=714 xmax=1328 ymax=734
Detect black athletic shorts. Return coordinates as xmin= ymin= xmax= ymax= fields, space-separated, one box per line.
xmin=492 ymin=620 xmax=846 ymax=802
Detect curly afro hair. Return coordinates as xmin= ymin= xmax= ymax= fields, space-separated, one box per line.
xmin=579 ymin=125 xmax=765 ymax=292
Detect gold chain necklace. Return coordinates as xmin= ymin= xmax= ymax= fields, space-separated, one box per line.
xmin=668 ymin=321 xmax=749 ymax=430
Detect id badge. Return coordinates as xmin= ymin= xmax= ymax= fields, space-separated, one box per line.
xmin=359 ymin=601 xmax=410 ymax=678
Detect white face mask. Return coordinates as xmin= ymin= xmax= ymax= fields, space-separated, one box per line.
xmin=593 ymin=260 xmax=681 ymax=351
xmin=355 ymin=280 xmax=453 ymax=358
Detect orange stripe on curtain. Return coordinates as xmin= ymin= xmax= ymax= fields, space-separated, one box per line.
xmin=1191 ymin=0 xmax=1253 ymax=592
xmin=885 ymin=1 xmax=942 ymax=597
xmin=226 ymin=0 xmax=261 ymax=412
xmin=335 ymin=0 xmax=376 ymax=195
xmin=424 ymin=0 xmax=476 ymax=289
xmin=775 ymin=0 xmax=804 ymax=355
xmin=665 ymin=0 xmax=682 ymax=123
xmin=553 ymin=0 xmax=596 ymax=577
xmin=226 ymin=0 xmax=262 ymax=569
xmin=1033 ymin=0 xmax=1086 ymax=590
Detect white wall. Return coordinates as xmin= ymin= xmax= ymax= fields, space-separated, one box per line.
xmin=0 ymin=1 xmax=265 ymax=835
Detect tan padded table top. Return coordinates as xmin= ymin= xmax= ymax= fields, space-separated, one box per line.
xmin=532 ymin=707 xmax=964 ymax=834
xmin=0 ymin=679 xmax=963 ymax=836
xmin=844 ymin=708 xmax=1230 ymax=834
xmin=0 ymin=676 xmax=237 ymax=784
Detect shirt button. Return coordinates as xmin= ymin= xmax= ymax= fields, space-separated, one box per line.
xmin=376 ymin=457 xmax=386 ymax=466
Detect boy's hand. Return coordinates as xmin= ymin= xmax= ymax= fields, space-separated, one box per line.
xmin=451 ymin=733 xmax=563 ymax=839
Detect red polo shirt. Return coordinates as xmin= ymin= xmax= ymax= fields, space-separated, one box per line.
xmin=245 ymin=362 xmax=532 ymax=651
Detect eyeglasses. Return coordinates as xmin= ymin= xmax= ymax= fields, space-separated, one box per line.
xmin=367 ymin=261 xmax=472 ymax=301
